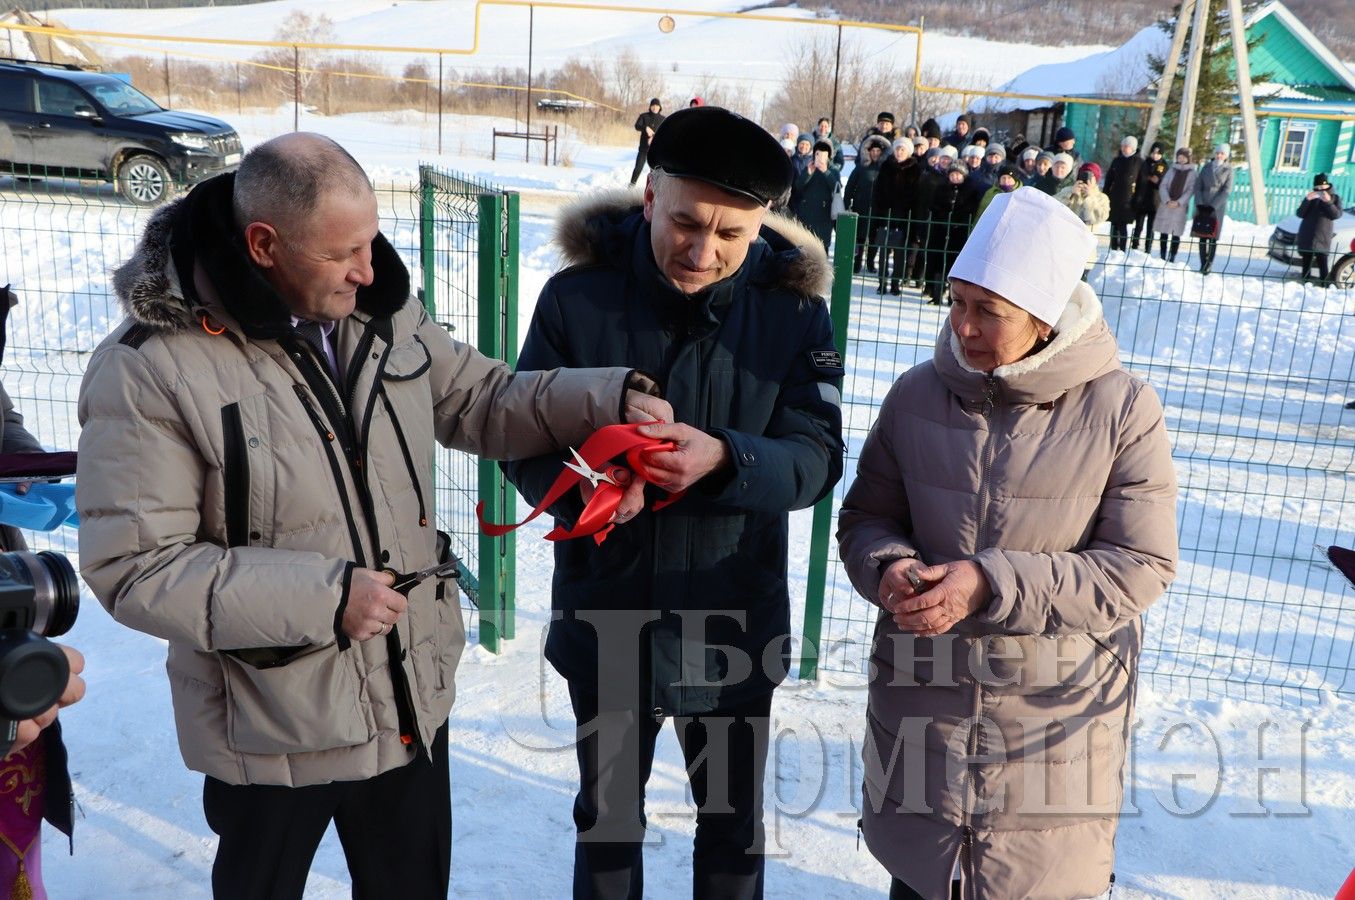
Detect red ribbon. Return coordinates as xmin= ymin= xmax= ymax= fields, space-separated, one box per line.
xmin=477 ymin=423 xmax=686 ymax=545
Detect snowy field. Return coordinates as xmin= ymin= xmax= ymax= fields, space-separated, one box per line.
xmin=51 ymin=0 xmax=1112 ymax=113
xmin=2 ymin=0 xmax=1352 ymax=895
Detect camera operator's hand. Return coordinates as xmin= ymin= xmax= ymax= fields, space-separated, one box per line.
xmin=342 ymin=568 xmax=407 ymax=642
xmin=8 ymin=643 xmax=84 ymax=758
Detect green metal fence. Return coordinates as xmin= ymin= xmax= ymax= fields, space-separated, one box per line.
xmin=414 ymin=165 xmax=521 ymax=652
xmin=1231 ymin=168 xmax=1355 ymax=225
xmin=0 ymin=166 xmax=518 ymax=651
xmin=801 ymin=210 xmax=1355 ymax=704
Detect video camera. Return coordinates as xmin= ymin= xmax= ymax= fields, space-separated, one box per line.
xmin=0 ymin=550 xmax=78 ymax=747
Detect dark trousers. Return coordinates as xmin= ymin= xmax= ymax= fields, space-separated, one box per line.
xmin=1300 ymin=250 xmax=1330 ymax=282
xmin=1131 ymin=209 xmax=1156 ymax=249
xmin=854 ymin=215 xmax=878 ymax=269
xmin=203 ymin=722 xmax=451 ymax=900
xmin=876 ymin=225 xmax=908 ymax=290
xmin=568 ymin=682 xmax=772 ymax=900
xmin=630 ymin=146 xmax=649 ymax=186
xmin=891 ymin=878 xmax=961 ymax=900
xmin=1198 ymin=236 xmax=1218 ymax=273
xmin=1158 ymin=233 xmax=1181 ymax=262
xmin=1109 ymin=221 xmax=1130 ymax=252
xmin=925 ymin=245 xmax=960 ymax=302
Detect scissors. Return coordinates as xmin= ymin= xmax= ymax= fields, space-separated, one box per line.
xmin=383 ymin=558 xmax=461 ymax=593
xmin=561 ymin=446 xmax=627 ymax=489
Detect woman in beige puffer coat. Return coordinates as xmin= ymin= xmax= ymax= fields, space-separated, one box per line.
xmin=1057 ymin=169 xmax=1110 ymax=276
xmin=838 ymin=188 xmax=1178 ymax=900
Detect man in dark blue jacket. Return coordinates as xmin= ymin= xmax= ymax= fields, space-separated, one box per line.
xmin=505 ymin=106 xmax=844 ymax=900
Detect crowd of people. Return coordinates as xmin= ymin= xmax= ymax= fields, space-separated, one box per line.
xmin=751 ymin=106 xmax=1349 ymax=294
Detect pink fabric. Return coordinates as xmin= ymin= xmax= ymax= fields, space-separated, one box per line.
xmin=0 ymin=742 xmax=46 ymax=899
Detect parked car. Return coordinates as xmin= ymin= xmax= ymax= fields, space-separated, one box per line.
xmin=1268 ymin=207 xmax=1355 ymax=287
xmin=0 ymin=58 xmax=242 ymax=206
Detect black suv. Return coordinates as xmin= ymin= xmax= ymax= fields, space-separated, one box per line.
xmin=0 ymin=58 xmax=242 ymax=206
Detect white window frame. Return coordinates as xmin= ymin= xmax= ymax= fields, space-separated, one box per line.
xmin=1275 ymin=119 xmax=1316 ymax=172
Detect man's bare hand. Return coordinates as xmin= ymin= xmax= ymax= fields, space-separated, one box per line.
xmin=343 ymin=568 xmax=407 ymax=641
xmin=624 ymin=389 xmax=672 ymax=425
xmin=608 ymin=468 xmax=646 ymax=523
xmin=7 ymin=643 xmax=84 ymax=758
xmin=634 ymin=422 xmax=729 ymax=493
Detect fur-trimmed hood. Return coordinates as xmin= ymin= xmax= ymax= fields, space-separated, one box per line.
xmin=111 ymin=172 xmax=409 ymax=338
xmin=936 ymin=281 xmax=1120 ymax=405
xmin=552 ymin=188 xmax=832 ymax=299
xmin=858 ymin=133 xmax=893 ymax=160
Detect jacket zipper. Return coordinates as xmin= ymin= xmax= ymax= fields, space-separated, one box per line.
xmin=961 ymin=375 xmax=1000 ymax=898
xmin=292 ymin=384 xmax=367 ymax=569
xmin=292 ymin=337 xmax=423 ymax=752
xmin=380 ymin=387 xmax=428 ymax=527
xmin=220 ymin=402 xmax=250 ymax=548
xmin=974 ymin=376 xmax=1000 ymax=552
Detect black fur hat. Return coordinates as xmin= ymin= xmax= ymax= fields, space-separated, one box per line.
xmin=647 ymin=106 xmax=793 ymax=205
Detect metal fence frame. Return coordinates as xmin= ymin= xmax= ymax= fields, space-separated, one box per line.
xmin=801 ymin=210 xmax=1355 ymax=705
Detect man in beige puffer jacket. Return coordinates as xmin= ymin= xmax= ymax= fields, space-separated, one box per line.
xmin=75 ymin=133 xmax=667 ymax=898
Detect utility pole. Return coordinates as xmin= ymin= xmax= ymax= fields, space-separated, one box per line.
xmin=293 ymin=46 xmax=300 ymax=132
xmin=1143 ymin=0 xmax=1194 ymax=151
xmin=911 ymin=14 xmax=923 ymax=130
xmin=830 ymin=24 xmax=842 ymax=127
xmin=525 ymin=4 xmax=534 ymax=162
xmin=1227 ymin=0 xmax=1267 ymax=224
xmin=1177 ymin=0 xmax=1212 ymax=151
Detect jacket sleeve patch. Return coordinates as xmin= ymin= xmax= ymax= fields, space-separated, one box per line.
xmin=809 ymin=349 xmax=845 ymax=374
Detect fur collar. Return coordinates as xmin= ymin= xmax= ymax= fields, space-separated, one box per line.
xmin=553 ymin=188 xmax=832 ymax=299
xmin=937 ymin=282 xmax=1120 ymax=405
xmin=111 ymin=172 xmax=409 ymax=338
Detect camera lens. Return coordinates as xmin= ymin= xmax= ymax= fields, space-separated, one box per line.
xmin=0 ymin=631 xmax=69 ymax=720
xmin=32 ymin=552 xmax=78 ymax=636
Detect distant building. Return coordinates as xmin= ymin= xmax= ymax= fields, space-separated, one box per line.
xmin=976 ymin=0 xmax=1355 ymax=223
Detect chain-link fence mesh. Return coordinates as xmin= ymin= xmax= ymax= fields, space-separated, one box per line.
xmin=811 ymin=210 xmax=1355 ymax=706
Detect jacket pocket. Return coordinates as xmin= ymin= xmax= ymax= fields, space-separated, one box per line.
xmin=221 ymin=644 xmax=371 ymax=755
xmin=221 ymin=402 xmax=250 ymax=549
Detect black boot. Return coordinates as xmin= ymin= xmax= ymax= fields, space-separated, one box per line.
xmin=889 ymin=280 xmax=901 ymax=296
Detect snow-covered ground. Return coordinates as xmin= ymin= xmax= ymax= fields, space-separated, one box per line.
xmin=1 ymin=1 xmax=1351 ymax=895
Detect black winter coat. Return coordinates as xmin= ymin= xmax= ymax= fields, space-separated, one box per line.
xmin=870 ymin=155 xmax=920 ymax=228
xmin=1104 ymin=153 xmax=1143 ymax=224
xmin=633 ymin=110 xmax=665 ymax=150
xmin=1134 ymin=157 xmax=1168 ymax=215
xmin=792 ymin=165 xmax=842 ymax=248
xmin=844 ymin=136 xmax=892 ymax=217
xmin=1297 ymin=191 xmax=1344 ymax=252
xmin=927 ymin=179 xmax=978 ymax=254
xmin=505 ymin=195 xmax=845 ymax=715
xmin=1034 ymin=170 xmax=1075 ymax=196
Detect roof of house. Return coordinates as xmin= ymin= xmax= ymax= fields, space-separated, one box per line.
xmin=979 ymin=1 xmax=1354 ymax=114
xmin=0 ymin=9 xmax=101 ymax=68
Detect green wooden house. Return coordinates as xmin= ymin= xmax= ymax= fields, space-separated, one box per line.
xmin=984 ymin=0 xmax=1355 ymax=223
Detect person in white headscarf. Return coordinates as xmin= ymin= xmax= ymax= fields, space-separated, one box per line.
xmin=837 ymin=187 xmax=1178 ymax=900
